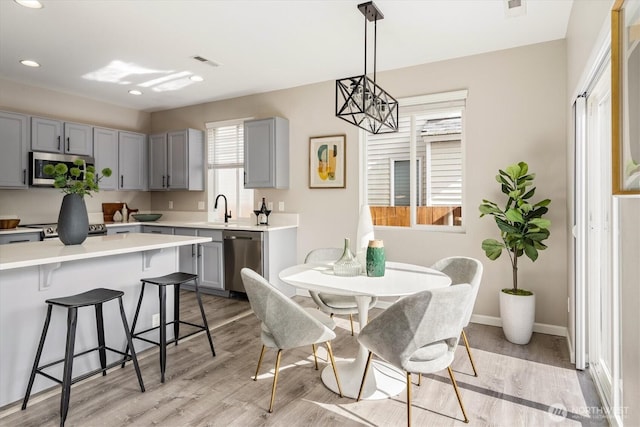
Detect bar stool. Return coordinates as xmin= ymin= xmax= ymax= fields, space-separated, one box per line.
xmin=22 ymin=288 xmax=145 ymax=427
xmin=123 ymin=272 xmax=216 ymax=383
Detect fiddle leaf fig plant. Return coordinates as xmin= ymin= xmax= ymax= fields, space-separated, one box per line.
xmin=43 ymin=159 xmax=112 ymax=197
xmin=478 ymin=161 xmax=551 ymax=295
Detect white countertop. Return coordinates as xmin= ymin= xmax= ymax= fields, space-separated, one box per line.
xmin=0 ymin=227 xmax=43 ymax=235
xmin=0 ymin=219 xmax=298 ymax=236
xmin=106 ymin=220 xmax=297 ymax=232
xmin=0 ymin=233 xmax=211 ymax=271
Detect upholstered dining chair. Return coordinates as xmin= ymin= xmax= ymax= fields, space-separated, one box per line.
xmin=240 ymin=267 xmax=343 ymax=413
xmin=305 ymin=248 xmax=378 ymax=335
xmin=430 ymin=256 xmax=483 ymax=377
xmin=356 ymin=285 xmax=474 ymax=425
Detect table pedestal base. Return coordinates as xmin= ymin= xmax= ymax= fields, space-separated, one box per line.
xmin=321 ymin=359 xmax=406 ymax=400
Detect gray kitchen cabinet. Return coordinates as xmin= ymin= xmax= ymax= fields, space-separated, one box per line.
xmin=174 ymin=228 xmax=225 ymax=295
xmin=118 ymin=131 xmax=147 ymax=190
xmin=0 ymin=232 xmax=41 ymax=245
xmin=106 ymin=225 xmax=141 ymax=235
xmin=149 ymin=129 xmax=204 ymax=191
xmin=141 ymin=225 xmax=173 ymax=235
xmin=174 ymin=227 xmax=197 ymax=274
xmin=31 ymin=117 xmax=93 ymax=156
xmin=93 ymin=127 xmax=118 ymax=191
xmin=196 ymin=229 xmax=225 ymax=293
xmin=0 ymin=111 xmax=29 ymax=188
xmin=244 ymin=117 xmax=289 ymax=189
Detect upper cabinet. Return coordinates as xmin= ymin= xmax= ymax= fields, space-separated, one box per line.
xmin=93 ymin=127 xmax=119 ymax=191
xmin=118 ymin=131 xmax=147 ymax=191
xmin=0 ymin=111 xmax=29 ymax=188
xmin=31 ymin=117 xmax=93 ymax=156
xmin=149 ymin=129 xmax=204 ymax=191
xmin=244 ymin=117 xmax=289 ymax=189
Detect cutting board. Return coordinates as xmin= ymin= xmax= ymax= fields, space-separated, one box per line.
xmin=102 ymin=203 xmax=139 ymax=223
xmin=102 ymin=203 xmax=124 ymax=222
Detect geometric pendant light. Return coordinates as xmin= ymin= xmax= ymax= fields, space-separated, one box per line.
xmin=335 ymin=1 xmax=399 ymax=134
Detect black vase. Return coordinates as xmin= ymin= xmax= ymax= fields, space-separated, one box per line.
xmin=57 ymin=194 xmax=89 ymax=245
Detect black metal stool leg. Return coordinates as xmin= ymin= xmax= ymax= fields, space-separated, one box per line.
xmin=60 ymin=307 xmax=78 ymax=427
xmin=118 ymin=297 xmax=145 ymax=392
xmin=159 ymin=285 xmax=167 ymax=383
xmin=174 ymin=284 xmax=180 ymax=346
xmin=122 ymin=282 xmax=146 ymax=368
xmin=194 ymin=278 xmax=216 ymax=357
xmin=22 ymin=305 xmax=53 ymax=410
xmin=95 ymin=303 xmax=107 ymax=376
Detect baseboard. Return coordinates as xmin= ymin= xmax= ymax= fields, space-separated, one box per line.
xmin=470 ymin=314 xmax=568 ymax=337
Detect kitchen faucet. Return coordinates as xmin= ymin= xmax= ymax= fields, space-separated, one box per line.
xmin=214 ymin=194 xmax=232 ymax=223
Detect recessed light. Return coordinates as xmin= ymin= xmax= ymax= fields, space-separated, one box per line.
xmin=20 ymin=59 xmax=40 ymax=67
xmin=14 ymin=0 xmax=43 ymax=9
xmin=189 ymin=75 xmax=204 ymax=82
xmin=128 ymin=90 xmax=142 ymax=96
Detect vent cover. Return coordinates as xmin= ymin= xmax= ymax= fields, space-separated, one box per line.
xmin=192 ymin=55 xmax=220 ymax=67
xmin=504 ymin=0 xmax=526 ymax=17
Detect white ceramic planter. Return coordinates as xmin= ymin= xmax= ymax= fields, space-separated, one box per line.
xmin=499 ymin=290 xmax=535 ymax=344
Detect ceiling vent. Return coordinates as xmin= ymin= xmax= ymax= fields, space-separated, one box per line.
xmin=505 ymin=0 xmax=526 ymax=17
xmin=192 ymin=55 xmax=220 ymax=67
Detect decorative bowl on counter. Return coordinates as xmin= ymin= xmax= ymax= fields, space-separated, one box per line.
xmin=131 ymin=214 xmax=163 ymax=222
xmin=0 ymin=219 xmax=21 ymax=229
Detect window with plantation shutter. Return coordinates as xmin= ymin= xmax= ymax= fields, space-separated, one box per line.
xmin=206 ymin=119 xmax=254 ymax=221
xmin=363 ymin=90 xmax=466 ymax=229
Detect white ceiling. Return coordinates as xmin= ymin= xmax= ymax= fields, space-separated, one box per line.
xmin=0 ymin=0 xmax=574 ymax=113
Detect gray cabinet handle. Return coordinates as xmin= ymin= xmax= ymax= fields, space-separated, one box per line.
xmin=9 ymin=239 xmax=31 ymax=244
xmin=57 ymin=135 xmax=61 ymax=150
xmin=167 ymin=175 xmax=170 ymax=188
xmin=23 ymin=169 xmax=26 ymax=184
xmin=162 ymin=175 xmax=165 ymax=188
xmin=66 ymin=137 xmax=70 ymax=151
xmin=120 ymin=175 xmax=124 ymax=187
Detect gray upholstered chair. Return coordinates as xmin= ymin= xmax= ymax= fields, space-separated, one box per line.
xmin=430 ymin=256 xmax=483 ymax=376
xmin=356 ymin=285 xmax=474 ymax=425
xmin=305 ymin=248 xmax=378 ymax=335
xmin=240 ymin=267 xmax=343 ymax=413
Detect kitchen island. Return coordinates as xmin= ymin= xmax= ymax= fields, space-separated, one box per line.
xmin=0 ymin=233 xmax=211 ymax=408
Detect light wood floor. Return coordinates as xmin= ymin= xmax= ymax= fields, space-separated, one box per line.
xmin=1 ymin=291 xmax=607 ymax=426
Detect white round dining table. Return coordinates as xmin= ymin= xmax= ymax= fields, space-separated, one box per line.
xmin=278 ymin=261 xmax=451 ymax=400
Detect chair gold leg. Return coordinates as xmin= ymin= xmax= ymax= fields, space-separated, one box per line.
xmin=325 ymin=342 xmax=343 ymax=397
xmin=349 ymin=314 xmax=354 ymax=336
xmin=417 ymin=373 xmax=422 ymax=386
xmin=406 ymin=371 xmax=412 ymax=427
xmin=312 ymin=343 xmax=319 ymax=370
xmin=268 ymin=350 xmax=283 ymax=413
xmin=461 ymin=329 xmax=478 ymax=377
xmin=357 ymin=351 xmax=374 ymax=401
xmin=447 ymin=366 xmax=469 ymax=423
xmin=254 ymin=345 xmax=267 ymax=381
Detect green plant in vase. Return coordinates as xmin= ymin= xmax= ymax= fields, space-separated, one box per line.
xmin=43 ymin=159 xmax=112 ymax=245
xmin=43 ymin=160 xmax=112 ymax=197
xmin=478 ymin=161 xmax=551 ymax=344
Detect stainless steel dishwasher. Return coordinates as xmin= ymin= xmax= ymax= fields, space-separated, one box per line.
xmin=223 ymin=230 xmax=263 ymax=294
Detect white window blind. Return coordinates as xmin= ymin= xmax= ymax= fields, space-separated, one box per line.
xmin=207 ymin=124 xmax=244 ymax=168
xmin=205 ymin=119 xmax=253 ymax=221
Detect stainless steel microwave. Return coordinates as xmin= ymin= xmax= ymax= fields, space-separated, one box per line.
xmin=29 ymin=151 xmax=95 ymax=187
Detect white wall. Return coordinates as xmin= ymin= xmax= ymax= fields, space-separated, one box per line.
xmin=151 ymin=39 xmax=569 ymax=328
